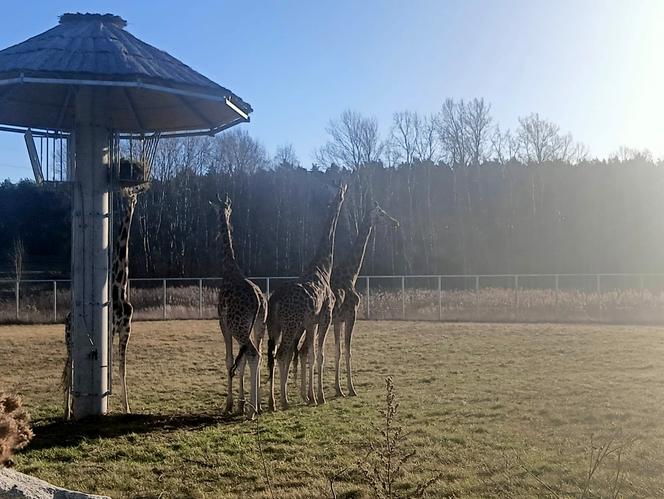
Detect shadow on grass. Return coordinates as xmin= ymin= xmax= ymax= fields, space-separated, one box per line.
xmin=30 ymin=411 xmax=243 ymax=451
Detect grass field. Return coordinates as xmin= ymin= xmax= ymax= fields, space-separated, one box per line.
xmin=2 ymin=320 xmax=664 ymax=498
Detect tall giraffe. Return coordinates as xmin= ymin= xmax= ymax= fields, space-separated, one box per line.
xmin=112 ymin=185 xmax=143 ymax=414
xmin=210 ymin=194 xmax=267 ymax=418
xmin=62 ymin=185 xmax=143 ymax=419
xmin=267 ymin=183 xmax=347 ymax=410
xmin=329 ymin=201 xmax=399 ymax=397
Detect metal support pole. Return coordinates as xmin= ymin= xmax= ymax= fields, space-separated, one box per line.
xmin=365 ymin=276 xmax=370 ymax=320
xmin=401 ymin=276 xmax=406 ymax=320
xmin=514 ymin=275 xmax=519 ymax=319
xmin=162 ymin=279 xmax=167 ymax=320
xmin=70 ymin=87 xmax=110 ymax=418
xmin=266 ymin=277 xmax=270 ymax=297
xmin=475 ymin=275 xmax=480 ymax=315
xmin=15 ymin=280 xmax=19 ymax=320
xmin=438 ymin=276 xmax=442 ymax=322
xmin=198 ymin=279 xmax=203 ymax=319
xmin=53 ymin=281 xmax=57 ymax=322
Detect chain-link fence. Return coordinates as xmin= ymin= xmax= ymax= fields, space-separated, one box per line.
xmin=2 ymin=273 xmax=664 ymax=325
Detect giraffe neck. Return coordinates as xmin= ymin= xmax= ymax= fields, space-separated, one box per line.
xmin=112 ymin=196 xmax=136 ymax=306
xmin=335 ymin=213 xmax=373 ymax=286
xmin=304 ymin=194 xmax=344 ymax=280
xmin=219 ymin=209 xmax=242 ymax=276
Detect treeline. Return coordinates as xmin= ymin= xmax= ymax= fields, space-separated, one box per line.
xmin=1 ymin=99 xmax=663 ymax=278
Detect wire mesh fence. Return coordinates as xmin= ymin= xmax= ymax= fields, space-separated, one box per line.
xmin=2 ymin=273 xmax=664 ymax=325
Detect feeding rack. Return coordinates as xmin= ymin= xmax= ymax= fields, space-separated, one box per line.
xmin=0 ymin=12 xmax=252 ymax=418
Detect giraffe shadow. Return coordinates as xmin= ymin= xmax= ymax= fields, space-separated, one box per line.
xmin=29 ymin=411 xmax=243 ymax=451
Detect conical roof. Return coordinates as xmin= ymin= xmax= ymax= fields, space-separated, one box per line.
xmin=0 ymin=13 xmax=252 ymax=135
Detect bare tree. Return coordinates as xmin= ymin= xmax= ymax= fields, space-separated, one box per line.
xmin=611 ymin=146 xmax=654 ymax=163
xmin=437 ymin=98 xmax=468 ymax=166
xmin=388 ymin=111 xmax=420 ymax=165
xmin=273 ymin=143 xmax=300 ymax=169
xmin=465 ymin=97 xmax=493 ymax=165
xmin=316 ymin=110 xmax=383 ymax=169
xmin=516 ymin=113 xmax=573 ymax=164
xmin=212 ymin=129 xmax=269 ymax=175
xmin=414 ymin=113 xmax=440 ymax=163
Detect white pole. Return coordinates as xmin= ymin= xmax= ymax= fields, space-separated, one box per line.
xmin=15 ymin=280 xmax=19 ymax=320
xmin=162 ymin=279 xmax=167 ymax=319
xmin=70 ymin=87 xmax=110 ymax=418
xmin=198 ymin=279 xmax=203 ymax=319
xmin=401 ymin=276 xmax=406 ymax=320
xmin=53 ymin=280 xmax=57 ymax=322
xmin=365 ymin=276 xmax=370 ymax=319
xmin=438 ymin=275 xmax=442 ymax=321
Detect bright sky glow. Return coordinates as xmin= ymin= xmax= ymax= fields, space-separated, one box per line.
xmin=0 ymin=0 xmax=662 ymax=180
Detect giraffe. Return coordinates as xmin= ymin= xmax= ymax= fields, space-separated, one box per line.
xmin=112 ymin=185 xmax=144 ymax=414
xmin=329 ymin=201 xmax=399 ymax=397
xmin=62 ymin=184 xmax=144 ymax=419
xmin=267 ymin=183 xmax=347 ymax=410
xmin=210 ymin=194 xmax=267 ymax=418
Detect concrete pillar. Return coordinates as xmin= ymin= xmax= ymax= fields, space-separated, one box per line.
xmin=70 ymin=87 xmax=110 ymax=418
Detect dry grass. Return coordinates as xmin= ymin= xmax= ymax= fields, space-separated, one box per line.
xmin=1 ymin=320 xmax=664 ymax=497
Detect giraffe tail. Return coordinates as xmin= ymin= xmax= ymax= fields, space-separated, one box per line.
xmin=230 ymin=345 xmax=248 ymax=377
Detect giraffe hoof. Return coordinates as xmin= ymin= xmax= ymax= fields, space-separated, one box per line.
xmin=335 ymin=390 xmax=346 ymax=398
xmin=349 ymin=389 xmax=358 ymax=397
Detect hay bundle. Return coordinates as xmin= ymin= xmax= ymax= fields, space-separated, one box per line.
xmin=0 ymin=393 xmax=33 ymax=467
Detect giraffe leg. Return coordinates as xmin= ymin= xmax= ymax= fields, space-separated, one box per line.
xmin=118 ymin=316 xmax=132 ymax=414
xmin=223 ymin=329 xmax=234 ymax=413
xmin=267 ymin=331 xmax=278 ymax=412
xmin=237 ymin=354 xmax=247 ymax=415
xmin=298 ymin=341 xmax=308 ymax=403
xmin=253 ymin=320 xmax=266 ymax=414
xmin=278 ymin=347 xmax=293 ymax=410
xmin=345 ymin=311 xmax=358 ymax=396
xmin=247 ymin=347 xmax=260 ymax=419
xmin=305 ymin=325 xmax=318 ymax=405
xmin=316 ymin=312 xmax=333 ymax=404
xmin=334 ymin=322 xmax=345 ymax=397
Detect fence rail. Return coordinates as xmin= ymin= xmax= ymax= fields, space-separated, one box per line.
xmin=2 ymin=273 xmax=664 ymax=325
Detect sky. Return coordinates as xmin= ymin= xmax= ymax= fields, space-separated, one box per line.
xmin=0 ymin=0 xmax=662 ymax=181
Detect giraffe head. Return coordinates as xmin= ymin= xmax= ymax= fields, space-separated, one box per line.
xmin=367 ymin=201 xmax=399 ymax=229
xmin=209 ymin=193 xmax=233 ymax=224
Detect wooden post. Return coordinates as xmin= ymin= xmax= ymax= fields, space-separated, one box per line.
xmin=70 ymin=87 xmax=110 ymax=418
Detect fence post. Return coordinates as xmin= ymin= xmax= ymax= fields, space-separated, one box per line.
xmin=475 ymin=275 xmax=480 ymax=315
xmin=596 ymin=274 xmax=602 ymax=320
xmin=365 ymin=276 xmax=370 ymax=320
xmin=198 ymin=279 xmax=203 ymax=319
xmin=438 ymin=276 xmax=442 ymax=322
xmin=401 ymin=276 xmax=406 ymax=320
xmin=266 ymin=277 xmax=270 ymax=297
xmin=554 ymin=274 xmax=559 ymax=310
xmin=514 ymin=275 xmax=519 ymax=319
xmin=53 ymin=281 xmax=58 ymax=322
xmin=15 ymin=280 xmax=19 ymax=320
xmin=162 ymin=279 xmax=167 ymax=320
